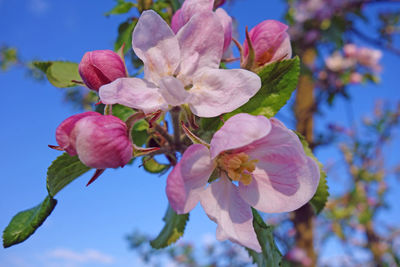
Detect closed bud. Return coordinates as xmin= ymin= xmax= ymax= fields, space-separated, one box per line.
xmin=79 ymin=50 xmax=127 ymax=92
xmin=243 ymin=20 xmax=292 ymax=69
xmin=55 ymin=113 xmax=133 ymax=169
xmin=56 ymin=111 xmax=101 ymax=156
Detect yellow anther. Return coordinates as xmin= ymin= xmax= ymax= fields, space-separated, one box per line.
xmin=218 ymin=152 xmax=258 ymax=185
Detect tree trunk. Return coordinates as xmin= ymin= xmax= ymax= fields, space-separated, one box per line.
xmin=292 ymin=48 xmax=317 ymax=267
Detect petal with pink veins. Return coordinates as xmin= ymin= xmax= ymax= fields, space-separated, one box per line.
xmin=132 ymin=10 xmax=180 ymax=83
xmin=181 ymin=0 xmax=214 ymax=22
xmin=166 ymin=144 xmax=215 ymax=214
xmin=215 ymin=8 xmax=232 ymax=53
xmin=99 ymin=78 xmax=168 ymax=114
xmin=177 ymin=12 xmax=224 ymax=82
xmin=238 ymin=118 xmax=320 ymax=213
xmin=209 ymin=113 xmax=270 ymax=159
xmin=188 ymin=69 xmax=261 ymax=118
xmin=200 ymin=176 xmax=261 ymax=252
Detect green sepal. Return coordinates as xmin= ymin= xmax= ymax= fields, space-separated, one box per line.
xmin=150 ymin=205 xmax=189 ymax=249
xmin=142 ymin=157 xmax=169 ymax=174
xmin=247 ymin=209 xmax=282 ymax=267
xmin=32 ymin=61 xmax=81 ymax=88
xmin=3 ymin=196 xmax=57 ymax=248
xmin=47 ymin=153 xmax=91 ymax=197
xmin=225 ymin=57 xmax=300 ymax=119
xmin=296 ymin=132 xmax=329 ymax=214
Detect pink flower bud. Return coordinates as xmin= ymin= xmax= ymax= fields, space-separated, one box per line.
xmin=73 ymin=115 xmax=133 ymax=169
xmin=78 ymin=50 xmax=127 ymax=92
xmin=243 ymin=20 xmax=292 ymax=67
xmin=56 ymin=111 xmax=101 ymax=156
xmin=56 ymin=113 xmax=133 ymax=169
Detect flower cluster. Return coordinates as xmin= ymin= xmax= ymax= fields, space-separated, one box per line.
xmin=319 ymin=44 xmax=382 ymax=89
xmin=50 ymin=0 xmax=320 ymax=251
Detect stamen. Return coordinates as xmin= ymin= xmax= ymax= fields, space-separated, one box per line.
xmin=218 ymin=152 xmax=258 ymax=185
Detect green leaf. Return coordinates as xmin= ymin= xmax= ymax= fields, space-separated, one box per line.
xmin=225 ymin=57 xmax=300 ymax=119
xmin=296 ymin=132 xmax=329 ymax=214
xmin=115 ymin=19 xmax=137 ymax=54
xmin=168 ymin=0 xmax=182 ymax=11
xmin=32 ymin=61 xmax=81 ymax=88
xmin=142 ymin=157 xmax=169 ymax=173
xmin=111 ymin=104 xmax=135 ymax=121
xmin=47 ymin=153 xmax=91 ymax=197
xmin=247 ymin=209 xmax=282 ymax=267
xmin=3 ymin=196 xmax=57 ymax=248
xmin=105 ymin=0 xmax=135 ymax=16
xmin=150 ymin=205 xmax=189 ymax=249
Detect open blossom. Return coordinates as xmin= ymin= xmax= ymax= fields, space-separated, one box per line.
xmin=100 ymin=10 xmax=260 ymax=118
xmin=171 ymin=0 xmax=232 ymax=53
xmin=166 ymin=113 xmax=320 ymax=251
xmin=55 ymin=112 xmax=133 ymax=169
xmin=243 ymin=20 xmax=292 ymax=68
xmin=79 ymin=50 xmax=127 ymax=91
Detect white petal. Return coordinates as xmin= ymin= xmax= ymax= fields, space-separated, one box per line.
xmin=132 ymin=10 xmax=180 ymax=83
xmin=188 ymin=68 xmax=261 ymax=117
xmin=99 ymin=78 xmax=168 ymax=114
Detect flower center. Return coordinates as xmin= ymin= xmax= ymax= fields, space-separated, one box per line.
xmin=217 ymin=152 xmax=258 ymax=185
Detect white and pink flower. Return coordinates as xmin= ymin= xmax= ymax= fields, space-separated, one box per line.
xmin=99 ymin=10 xmax=260 ymax=118
xmin=166 ymin=113 xmax=320 ymax=251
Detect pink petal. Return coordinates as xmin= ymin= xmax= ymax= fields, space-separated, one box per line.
xmin=270 ymin=34 xmax=292 ymax=62
xmin=215 ymin=8 xmax=232 ymax=53
xmin=166 ymin=144 xmax=215 ymax=214
xmin=158 ymin=76 xmax=191 ymax=106
xmin=209 ymin=113 xmax=270 ymax=159
xmin=177 ymin=12 xmax=224 ymax=83
xmin=238 ymin=118 xmax=320 ymax=213
xmin=200 ymin=176 xmax=261 ymax=252
xmin=56 ymin=111 xmax=101 ymax=156
xmin=74 ymin=115 xmax=133 ymax=169
xmin=171 ymin=9 xmax=184 ymax=33
xmin=181 ymin=0 xmax=214 ymax=22
xmin=132 ymin=10 xmax=180 ymax=83
xmin=99 ymin=78 xmax=168 ymax=114
xmin=188 ymin=68 xmax=261 ymax=118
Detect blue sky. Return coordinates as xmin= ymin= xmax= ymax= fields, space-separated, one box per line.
xmin=0 ymin=0 xmax=399 ymax=266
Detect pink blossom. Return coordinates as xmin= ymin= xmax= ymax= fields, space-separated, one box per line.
xmin=100 ymin=10 xmax=260 ymax=118
xmin=357 ymin=47 xmax=382 ymax=71
xmin=343 ymin=44 xmax=358 ymax=58
xmin=325 ymin=52 xmax=356 ymax=72
xmin=166 ymin=113 xmax=320 ymax=251
xmin=243 ymin=20 xmax=292 ymax=67
xmin=285 ymin=247 xmax=312 ymax=266
xmin=79 ymin=50 xmax=127 ymax=91
xmin=56 ymin=112 xmax=133 ymax=169
xmin=350 ymin=72 xmax=363 ymax=84
xmin=171 ymin=0 xmax=232 ymax=53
